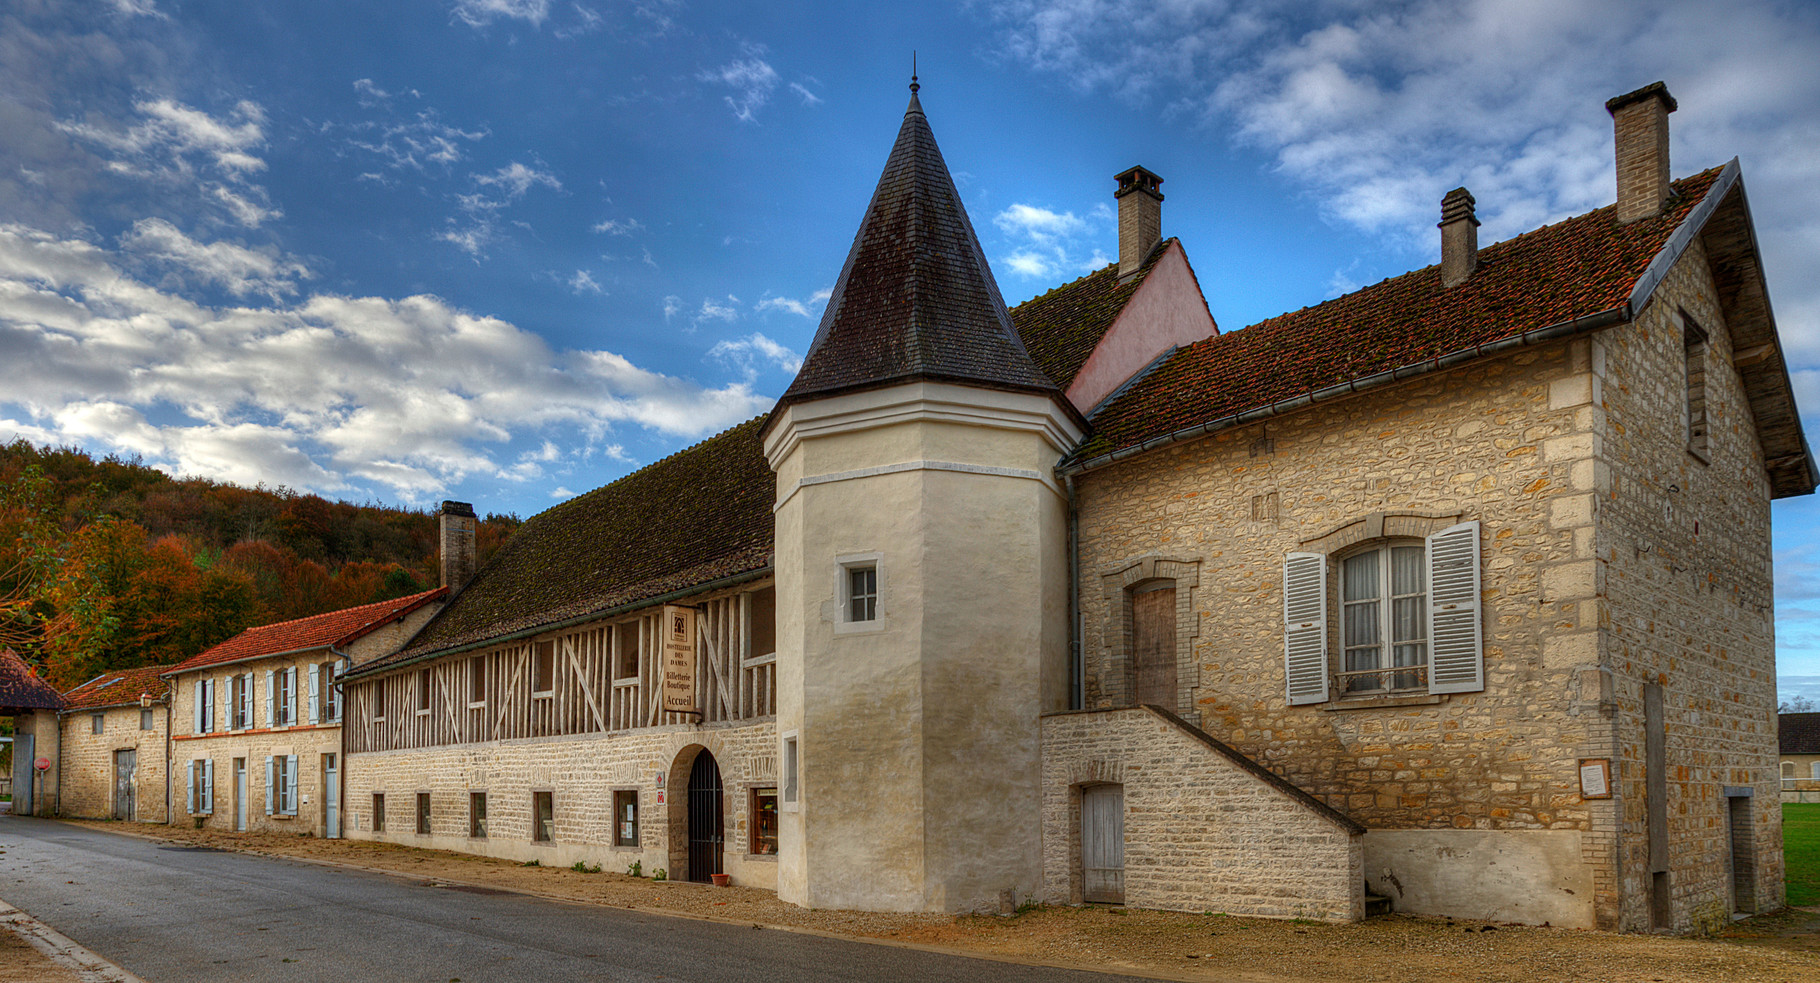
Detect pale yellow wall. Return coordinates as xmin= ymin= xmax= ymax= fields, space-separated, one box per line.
xmin=767 ymin=381 xmax=1078 ymax=913
xmin=57 ymin=702 xmax=170 ymax=822
xmin=9 ymin=709 xmax=59 ymax=816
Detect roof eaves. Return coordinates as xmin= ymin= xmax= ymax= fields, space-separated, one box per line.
xmin=1061 ymin=304 xmax=1632 ymax=476
xmin=162 ymin=643 xmax=333 ymax=678
xmin=329 ymin=587 xmax=448 ymax=649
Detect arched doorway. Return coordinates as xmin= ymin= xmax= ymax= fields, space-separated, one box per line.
xmin=686 ymin=750 xmax=724 ymax=883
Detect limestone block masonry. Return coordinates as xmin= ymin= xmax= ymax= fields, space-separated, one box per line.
xmin=1041 ymin=707 xmax=1363 ymax=921
xmin=57 ymin=703 xmax=170 ymax=823
xmin=345 ymin=719 xmax=780 ymax=889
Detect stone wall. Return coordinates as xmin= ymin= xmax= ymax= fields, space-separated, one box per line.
xmin=344 ymin=718 xmax=780 ymax=889
xmin=57 ymin=703 xmax=170 ymax=823
xmin=1040 ymin=707 xmax=1362 ymax=921
xmin=1074 ymin=335 xmax=1604 ymax=837
xmin=1594 ymin=236 xmax=1784 ymax=931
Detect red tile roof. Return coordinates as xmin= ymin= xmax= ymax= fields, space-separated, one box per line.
xmin=63 ymin=664 xmax=174 ymax=710
xmin=167 ymin=587 xmax=446 ymax=675
xmin=1010 ymin=241 xmax=1170 ymax=391
xmin=0 ymin=648 xmax=64 ymax=712
xmin=1073 ymin=166 xmax=1725 ymax=464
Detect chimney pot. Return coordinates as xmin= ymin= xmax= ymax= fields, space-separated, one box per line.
xmin=439 ymin=500 xmax=477 ymax=591
xmin=1607 ymin=81 xmax=1677 ymax=224
xmin=1439 ymin=187 xmax=1480 ymax=288
xmin=1114 ymin=165 xmax=1164 ymax=282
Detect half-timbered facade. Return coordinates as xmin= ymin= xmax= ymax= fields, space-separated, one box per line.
xmin=337 ymin=81 xmax=1808 ymax=931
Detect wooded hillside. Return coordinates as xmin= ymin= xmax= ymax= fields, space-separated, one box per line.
xmin=0 ymin=441 xmax=519 ymax=688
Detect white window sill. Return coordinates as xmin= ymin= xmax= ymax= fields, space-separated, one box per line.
xmin=532 ymin=691 xmax=554 ymax=699
xmin=415 ymin=710 xmax=430 ymax=717
xmin=832 ymin=619 xmax=883 ymax=636
xmin=467 ymin=702 xmax=485 ymax=710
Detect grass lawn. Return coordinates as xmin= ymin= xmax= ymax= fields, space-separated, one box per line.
xmin=1787 ymin=803 xmax=1820 ymax=907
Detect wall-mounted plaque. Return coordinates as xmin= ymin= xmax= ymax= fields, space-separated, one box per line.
xmin=661 ymin=604 xmax=697 ymax=715
xmin=1578 ymin=758 xmax=1612 ymax=799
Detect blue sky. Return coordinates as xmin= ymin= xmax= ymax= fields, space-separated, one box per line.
xmin=4 ymin=0 xmax=1820 ymax=697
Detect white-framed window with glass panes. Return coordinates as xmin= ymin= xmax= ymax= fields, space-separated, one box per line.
xmin=1339 ymin=543 xmax=1428 ymax=695
xmin=835 ymin=553 xmax=882 ymax=634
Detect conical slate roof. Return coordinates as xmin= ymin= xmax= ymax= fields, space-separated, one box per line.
xmin=775 ymin=88 xmax=1060 ymax=410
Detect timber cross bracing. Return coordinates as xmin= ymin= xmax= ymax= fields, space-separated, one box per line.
xmin=346 ymin=586 xmax=776 ymax=753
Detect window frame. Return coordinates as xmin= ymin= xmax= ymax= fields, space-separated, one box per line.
xmin=532 ymin=640 xmax=556 ymax=696
xmin=612 ymin=789 xmax=639 ymax=848
xmin=533 ymin=790 xmax=555 ymax=842
xmin=469 ymin=791 xmax=487 ymax=839
xmin=834 ymin=553 xmax=883 ymax=634
xmin=1682 ymin=310 xmax=1712 ymax=464
xmin=91 ymin=712 xmax=104 ymax=735
xmin=372 ymin=677 xmax=387 ymax=723
xmin=372 ymin=793 xmax=386 ymax=832
xmin=780 ymin=732 xmax=800 ymax=812
xmin=416 ymin=791 xmax=432 ymax=835
xmin=140 ymin=707 xmax=154 ymax=731
xmin=416 ymin=668 xmax=432 ymax=716
xmin=468 ymin=655 xmax=486 ymax=708
xmin=320 ymin=661 xmax=339 ymax=723
xmin=1335 ymin=540 xmax=1429 ymax=697
xmin=749 ymin=786 xmax=779 ymax=856
xmin=276 ymin=668 xmax=295 ymax=727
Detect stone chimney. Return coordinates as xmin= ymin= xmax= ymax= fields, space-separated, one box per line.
xmin=1439 ymin=187 xmax=1479 ymax=288
xmin=1607 ymin=81 xmax=1677 ymax=224
xmin=1114 ymin=165 xmax=1164 ymax=282
xmin=439 ymin=500 xmax=477 ymax=591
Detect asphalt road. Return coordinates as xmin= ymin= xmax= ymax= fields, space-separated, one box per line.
xmin=0 ymin=817 xmax=1141 ymax=983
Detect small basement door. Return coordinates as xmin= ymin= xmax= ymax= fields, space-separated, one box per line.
xmin=1081 ymin=783 xmax=1125 ymax=904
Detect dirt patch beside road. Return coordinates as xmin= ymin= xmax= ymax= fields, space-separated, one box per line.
xmin=64 ymin=819 xmax=1820 ymax=983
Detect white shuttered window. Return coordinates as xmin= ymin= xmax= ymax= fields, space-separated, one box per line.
xmin=1282 ymin=553 xmax=1329 ymax=705
xmin=1425 ymin=521 xmax=1484 ymax=694
xmin=1283 ymin=521 xmax=1484 ymax=703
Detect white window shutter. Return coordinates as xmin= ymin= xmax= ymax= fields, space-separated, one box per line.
xmin=187 ymin=761 xmax=196 ymax=814
xmin=285 ymin=755 xmax=298 ymax=815
xmin=286 ymin=667 xmax=298 ymax=725
xmin=1426 ymin=520 xmax=1485 ymax=695
xmin=265 ymin=757 xmax=275 ymax=816
xmin=194 ymin=681 xmax=204 ymax=734
xmin=308 ymin=664 xmax=320 ymax=725
xmin=242 ymin=673 xmax=254 ymax=728
xmin=1283 ymin=552 xmax=1330 ymax=705
xmin=203 ymin=759 xmax=214 ymax=813
xmin=264 ymin=670 xmax=275 ymax=727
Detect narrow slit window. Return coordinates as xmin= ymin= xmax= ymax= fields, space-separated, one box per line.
xmin=751 ymin=787 xmax=779 ymax=854
xmin=470 ymin=792 xmax=487 ymax=838
xmin=613 ymin=790 xmax=639 ymax=847
xmin=416 ymin=792 xmax=431 ymax=835
xmin=417 ymin=669 xmax=432 ymax=714
xmin=372 ymin=793 xmax=386 ymax=832
xmin=372 ymin=677 xmax=386 ymax=722
xmin=534 ymin=791 xmax=554 ymax=842
xmin=469 ymin=655 xmax=486 ymax=705
xmin=750 ymin=587 xmax=777 ymax=657
xmin=1684 ymin=316 xmax=1710 ymax=460
xmin=614 ymin=622 xmax=639 ymax=679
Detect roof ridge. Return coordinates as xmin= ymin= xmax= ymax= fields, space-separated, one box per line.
xmin=548 ymin=416 xmax=764 ymax=516
xmin=232 ymin=586 xmax=445 ymax=635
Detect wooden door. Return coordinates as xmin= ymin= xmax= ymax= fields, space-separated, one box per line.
xmin=113 ymin=749 xmax=136 ymax=820
xmin=1132 ymin=585 xmax=1177 ymax=707
xmin=323 ymin=754 xmax=340 ymax=839
xmin=1081 ymin=784 xmax=1125 ymax=904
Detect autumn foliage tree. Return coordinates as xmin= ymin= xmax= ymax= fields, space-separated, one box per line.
xmin=0 ymin=441 xmax=518 ymax=688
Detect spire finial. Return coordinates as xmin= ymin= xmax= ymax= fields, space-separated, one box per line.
xmin=910 ymin=51 xmax=919 ymax=94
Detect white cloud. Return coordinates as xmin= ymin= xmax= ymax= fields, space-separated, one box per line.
xmin=549 ymin=485 xmax=575 ymax=499
xmin=110 ymin=0 xmax=167 ymax=18
xmin=346 ymin=105 xmax=487 ymax=173
xmin=591 ymin=217 xmax=645 ymax=236
xmin=708 ymin=332 xmax=803 ymax=380
xmin=992 ymin=202 xmax=1111 ymax=280
xmin=475 ymin=162 xmax=562 ymax=198
xmin=120 ymin=218 xmax=312 ymax=300
xmin=789 ymin=82 xmax=823 ymax=107
xmin=662 ymin=295 xmax=682 ymax=320
xmin=0 ymin=222 xmax=770 ymax=501
xmin=756 ymin=288 xmax=832 ymax=318
xmin=699 ymin=55 xmax=780 ymax=122
xmin=58 ymin=98 xmax=279 ymax=228
xmin=451 ymin=0 xmax=551 ymax=28
xmin=555 ymin=3 xmax=605 ymax=39
xmin=568 ymin=269 xmax=603 ymax=295
xmin=696 ymin=296 xmax=739 ymax=323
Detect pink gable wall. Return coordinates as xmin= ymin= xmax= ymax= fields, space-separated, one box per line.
xmin=1065 ymin=242 xmax=1218 ymax=413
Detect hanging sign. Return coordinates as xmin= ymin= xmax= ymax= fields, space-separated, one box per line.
xmin=661 ymin=604 xmax=698 ymax=715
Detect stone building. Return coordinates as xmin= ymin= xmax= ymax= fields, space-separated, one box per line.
xmin=52 ymin=665 xmax=173 ymax=822
xmin=334 ymin=81 xmax=1806 ymax=931
xmin=2 ymin=648 xmax=64 ymax=816
xmin=1780 ymin=712 xmax=1820 ymax=802
xmin=163 ymin=588 xmax=444 ymax=835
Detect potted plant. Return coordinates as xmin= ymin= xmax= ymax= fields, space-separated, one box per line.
xmin=710 ymin=872 xmax=731 ymax=887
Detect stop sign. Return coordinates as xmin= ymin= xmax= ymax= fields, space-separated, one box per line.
xmin=34 ymin=757 xmax=50 ymax=771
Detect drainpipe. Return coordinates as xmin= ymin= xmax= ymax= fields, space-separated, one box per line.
xmin=53 ymin=708 xmax=64 ymax=817
xmin=331 ymin=645 xmax=350 ymax=839
xmin=164 ymin=696 xmax=172 ymax=825
xmin=1065 ymin=472 xmax=1083 ymax=710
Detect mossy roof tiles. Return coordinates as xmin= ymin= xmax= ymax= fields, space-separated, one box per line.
xmin=364 ymin=417 xmax=775 ymax=670
xmin=169 ymin=587 xmax=447 ymax=675
xmin=1009 ymin=242 xmax=1169 ymax=390
xmin=1075 ymin=167 xmax=1725 ymax=462
xmin=64 ymin=664 xmax=174 ymax=710
xmin=0 ymin=648 xmax=64 ymax=712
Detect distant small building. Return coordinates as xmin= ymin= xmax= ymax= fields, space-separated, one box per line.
xmin=1 ymin=647 xmax=66 ymax=816
xmin=56 ymin=665 xmax=174 ymax=822
xmin=162 ymin=587 xmax=445 ymax=836
xmin=1780 ymin=712 xmax=1820 ymax=803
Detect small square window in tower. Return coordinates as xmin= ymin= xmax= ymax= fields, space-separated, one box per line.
xmin=845 ymin=564 xmax=877 ymax=623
